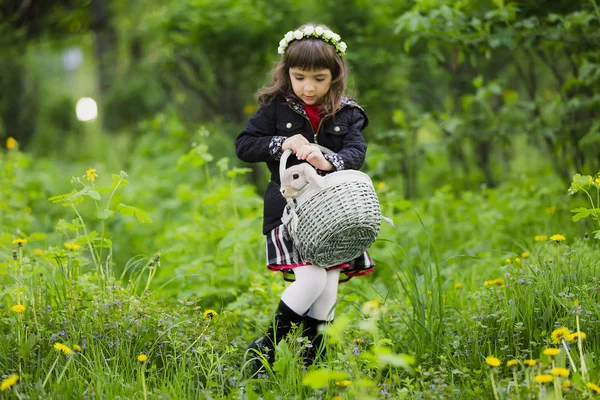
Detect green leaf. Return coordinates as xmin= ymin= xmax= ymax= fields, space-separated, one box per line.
xmin=570 ymin=207 xmax=600 ymax=222
xmin=372 ymin=346 xmax=415 ymax=370
xmin=86 ymin=190 xmax=101 ymax=201
xmin=116 ymin=204 xmax=153 ymax=223
xmin=96 ymin=209 xmax=114 ymax=220
xmin=302 ymin=369 xmax=349 ymax=389
xmin=111 ymin=174 xmax=129 ymax=189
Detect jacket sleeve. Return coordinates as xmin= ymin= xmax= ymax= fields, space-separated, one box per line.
xmin=235 ymin=102 xmax=280 ymax=163
xmin=324 ymin=107 xmax=368 ymax=171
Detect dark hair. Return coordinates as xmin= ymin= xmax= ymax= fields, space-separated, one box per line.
xmin=257 ymin=24 xmax=348 ymax=118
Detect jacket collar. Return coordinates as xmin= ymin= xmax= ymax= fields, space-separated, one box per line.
xmin=284 ymin=94 xmax=365 ymax=118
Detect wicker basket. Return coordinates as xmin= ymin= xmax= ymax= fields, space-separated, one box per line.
xmin=280 ymin=145 xmax=385 ymax=267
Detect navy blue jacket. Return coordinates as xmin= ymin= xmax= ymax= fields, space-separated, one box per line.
xmin=235 ymin=94 xmax=369 ymax=234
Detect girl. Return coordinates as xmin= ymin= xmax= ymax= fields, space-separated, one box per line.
xmin=235 ymin=23 xmax=374 ymax=368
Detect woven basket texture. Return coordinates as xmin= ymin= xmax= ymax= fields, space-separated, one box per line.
xmin=284 ymin=172 xmax=381 ymax=267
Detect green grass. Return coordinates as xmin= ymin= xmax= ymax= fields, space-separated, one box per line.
xmin=2 ymin=134 xmax=600 ymax=399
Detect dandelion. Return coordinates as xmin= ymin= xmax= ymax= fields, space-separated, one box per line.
xmin=515 ymin=257 xmax=521 ymax=263
xmin=64 ymin=243 xmax=81 ymax=251
xmin=137 ymin=354 xmax=148 ymax=363
xmin=486 ymin=356 xmax=501 ymax=368
xmin=550 ymin=234 xmax=566 ymax=242
xmin=85 ymin=168 xmax=98 ymax=181
xmin=507 ymin=359 xmax=519 ymax=368
xmin=505 ymin=258 xmax=512 ymax=264
xmin=377 ymin=182 xmax=386 ymax=190
xmin=552 ymin=368 xmax=569 ymax=378
xmin=203 ymin=309 xmax=218 ymax=319
xmin=551 ymin=328 xmax=570 ymax=344
xmin=534 ymin=374 xmax=553 ymax=383
xmin=524 ymin=359 xmax=537 ymax=367
xmin=587 ymin=382 xmax=600 ymax=394
xmin=534 ymin=235 xmax=548 ymax=241
xmin=551 ymin=327 xmax=578 ymax=372
xmin=73 ymin=344 xmax=82 ymax=352
xmin=34 ymin=249 xmax=46 ymax=256
xmin=567 ymin=332 xmax=586 ymax=342
xmin=11 ymin=304 xmax=25 ymax=313
xmin=486 ymin=356 xmax=501 ymax=400
xmin=336 ymin=380 xmax=352 ymax=387
xmin=543 ymin=348 xmax=560 ymax=357
xmin=562 ymin=380 xmax=571 ymax=389
xmin=6 ymin=137 xmax=18 ymax=149
xmin=12 ymin=238 xmax=27 ymax=246
xmin=362 ymin=299 xmax=381 ymax=314
xmin=0 ymin=375 xmax=19 ymax=391
xmin=54 ymin=343 xmax=72 ymax=355
xmin=353 ymin=338 xmax=364 ymax=344
xmin=454 ymin=282 xmax=463 ymax=289
xmin=521 ymin=251 xmax=529 ymax=258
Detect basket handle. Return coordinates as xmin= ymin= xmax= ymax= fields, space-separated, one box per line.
xmin=279 ymin=143 xmax=333 ymax=183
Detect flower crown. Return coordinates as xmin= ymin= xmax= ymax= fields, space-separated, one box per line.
xmin=278 ymin=26 xmax=347 ymax=56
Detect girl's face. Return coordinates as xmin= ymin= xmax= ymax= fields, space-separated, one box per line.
xmin=289 ymin=67 xmax=332 ymax=105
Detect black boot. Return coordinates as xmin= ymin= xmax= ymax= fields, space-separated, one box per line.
xmin=302 ymin=315 xmax=329 ymax=366
xmin=247 ymin=300 xmax=304 ymax=372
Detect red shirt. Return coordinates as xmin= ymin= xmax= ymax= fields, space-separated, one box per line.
xmin=302 ymin=103 xmax=322 ymax=134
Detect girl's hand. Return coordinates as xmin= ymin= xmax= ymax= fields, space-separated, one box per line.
xmin=296 ymin=145 xmax=334 ymax=171
xmin=282 ymin=134 xmax=310 ymax=153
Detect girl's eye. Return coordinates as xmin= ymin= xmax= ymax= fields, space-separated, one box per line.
xmin=294 ymin=77 xmax=304 ymax=81
xmin=316 ymin=78 xmax=325 ymax=82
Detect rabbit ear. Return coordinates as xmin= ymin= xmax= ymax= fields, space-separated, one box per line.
xmin=302 ymin=164 xmax=325 ymax=188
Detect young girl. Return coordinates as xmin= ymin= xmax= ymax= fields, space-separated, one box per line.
xmin=235 ymin=23 xmax=374 ymax=367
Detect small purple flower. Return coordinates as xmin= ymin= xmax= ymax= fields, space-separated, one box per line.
xmin=353 ymin=346 xmax=360 ymax=356
xmin=50 ymin=334 xmax=57 ymax=342
xmin=109 ymin=342 xmax=114 ymax=348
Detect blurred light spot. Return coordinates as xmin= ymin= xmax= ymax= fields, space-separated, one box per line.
xmin=62 ymin=47 xmax=83 ymax=71
xmin=76 ymin=97 xmax=98 ymax=121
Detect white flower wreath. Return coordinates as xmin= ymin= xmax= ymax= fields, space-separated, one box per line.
xmin=277 ymin=25 xmax=347 ymax=56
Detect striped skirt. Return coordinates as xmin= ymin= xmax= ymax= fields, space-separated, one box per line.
xmin=266 ymin=224 xmax=374 ymax=282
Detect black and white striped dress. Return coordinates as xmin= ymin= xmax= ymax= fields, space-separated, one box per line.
xmin=266 ymin=224 xmax=374 ymax=282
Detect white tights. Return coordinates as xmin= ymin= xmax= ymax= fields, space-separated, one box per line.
xmin=280 ymin=264 xmax=340 ymax=321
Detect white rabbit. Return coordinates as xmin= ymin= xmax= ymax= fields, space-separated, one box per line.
xmin=280 ymin=163 xmax=325 ymax=199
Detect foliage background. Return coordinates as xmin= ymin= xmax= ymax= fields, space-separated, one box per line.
xmin=1 ymin=0 xmax=600 ymax=398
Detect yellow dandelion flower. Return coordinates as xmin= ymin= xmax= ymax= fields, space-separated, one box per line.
xmin=73 ymin=344 xmax=82 ymax=352
xmin=486 ymin=356 xmax=501 ymax=368
xmin=6 ymin=137 xmax=17 ymax=149
xmin=543 ymin=348 xmax=560 ymax=357
xmin=567 ymin=332 xmax=586 ymax=342
xmin=12 ymin=238 xmax=27 ymax=245
xmin=377 ymin=182 xmax=386 ymax=190
xmin=587 ymin=382 xmax=600 ymax=393
xmin=0 ymin=374 xmax=19 ymax=391
xmin=534 ymin=235 xmax=548 ymax=241
xmin=573 ymin=299 xmax=580 ymax=308
xmin=596 ymin=177 xmax=600 ymax=185
xmin=203 ymin=309 xmax=218 ymax=319
xmin=362 ymin=299 xmax=380 ymax=314
xmin=85 ymin=168 xmax=98 ymax=182
xmin=550 ymin=234 xmax=566 ymax=242
xmin=521 ymin=252 xmax=529 ymax=258
xmin=506 ymin=359 xmax=519 ymax=368
xmin=515 ymin=257 xmax=521 ymax=263
xmin=137 ymin=354 xmax=148 ymax=363
xmin=64 ymin=243 xmax=81 ymax=251
xmin=551 ymin=327 xmax=571 ymax=344
xmin=562 ymin=380 xmax=571 ymax=389
xmin=454 ymin=282 xmax=463 ymax=289
xmin=33 ymin=249 xmax=46 ymax=256
xmin=534 ymin=374 xmax=553 ymax=383
xmin=335 ymin=380 xmax=352 ymax=387
xmin=353 ymin=338 xmax=364 ymax=344
xmin=11 ymin=304 xmax=25 ymax=313
xmin=427 ymin=290 xmax=432 ymax=296
xmin=524 ymin=359 xmax=537 ymax=367
xmin=494 ymin=278 xmax=504 ymax=286
xmin=505 ymin=258 xmax=512 ymax=264
xmin=53 ymin=343 xmax=72 ymax=355
xmin=552 ymin=368 xmax=570 ymax=378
